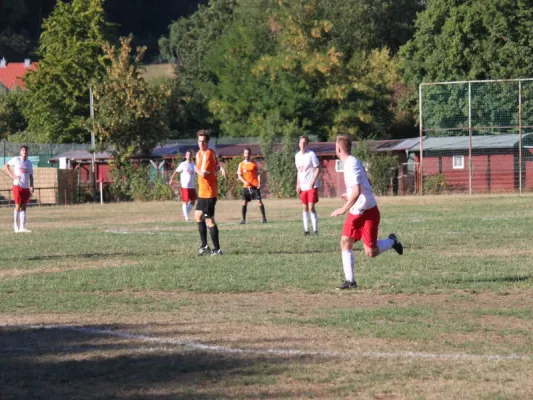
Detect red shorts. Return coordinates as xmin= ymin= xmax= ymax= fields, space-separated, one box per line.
xmin=13 ymin=185 xmax=31 ymax=205
xmin=299 ymin=188 xmax=319 ymax=204
xmin=342 ymin=206 xmax=380 ymax=248
xmin=181 ymin=188 xmax=197 ymax=202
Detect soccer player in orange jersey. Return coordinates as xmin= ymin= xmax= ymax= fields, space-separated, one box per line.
xmin=237 ymin=147 xmax=267 ymax=224
xmin=194 ymin=130 xmax=226 ymax=256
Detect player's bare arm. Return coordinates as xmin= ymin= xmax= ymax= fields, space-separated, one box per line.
xmin=310 ymin=166 xmax=320 ymax=188
xmin=3 ymin=163 xmax=16 ymax=181
xmin=168 ymin=170 xmax=178 ymax=185
xmin=194 ymin=165 xmax=209 ymax=178
xmin=331 ymin=184 xmax=360 ymax=217
xmin=217 ymin=164 xmax=226 ymax=178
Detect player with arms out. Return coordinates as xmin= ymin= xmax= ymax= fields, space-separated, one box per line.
xmin=295 ymin=135 xmax=320 ymax=236
xmin=195 ymin=130 xmax=226 ymax=256
xmin=238 ymin=147 xmax=267 ymax=224
xmin=169 ymin=149 xmax=196 ymax=222
xmin=330 ymin=135 xmax=403 ymax=289
xmin=4 ymin=145 xmax=34 ymax=233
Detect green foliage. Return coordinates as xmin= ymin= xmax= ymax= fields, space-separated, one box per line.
xmin=160 ymin=0 xmax=419 ymax=140
xmin=218 ymin=156 xmax=242 ymax=199
xmin=353 ymin=141 xmax=400 ymax=196
xmin=91 ymin=36 xmax=171 ymax=168
xmin=260 ymin=113 xmax=299 ymax=198
xmin=23 ymin=0 xmax=112 ymax=143
xmin=0 ymin=0 xmax=33 ymax=60
xmin=401 ymin=0 xmax=533 ymax=85
xmin=151 ymin=176 xmax=174 ymax=201
xmin=424 ymin=173 xmax=448 ymax=194
xmin=159 ymin=0 xmax=237 ymax=135
xmin=0 ymin=90 xmax=27 ymax=139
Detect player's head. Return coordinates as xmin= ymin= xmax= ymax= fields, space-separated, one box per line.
xmin=197 ymin=130 xmax=210 ymax=151
xmin=243 ymin=147 xmax=251 ymax=161
xmin=335 ymin=135 xmax=352 ymax=157
xmin=299 ymin=136 xmax=309 ymax=152
xmin=184 ymin=149 xmax=193 ymax=162
xmin=19 ymin=145 xmax=28 ymax=159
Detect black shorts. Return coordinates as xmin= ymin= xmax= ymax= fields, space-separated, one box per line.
xmin=242 ymin=187 xmax=262 ymax=202
xmin=196 ymin=197 xmax=217 ymax=218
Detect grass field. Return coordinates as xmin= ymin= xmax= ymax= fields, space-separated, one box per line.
xmin=1 ymin=195 xmax=532 ymax=399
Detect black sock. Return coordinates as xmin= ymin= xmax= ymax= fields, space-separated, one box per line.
xmin=209 ymin=225 xmax=220 ymax=251
xmin=197 ymin=220 xmax=208 ymax=247
xmin=259 ymin=204 xmax=266 ymax=219
xmin=242 ymin=205 xmax=247 ymax=221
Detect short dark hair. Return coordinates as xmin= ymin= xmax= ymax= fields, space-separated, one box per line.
xmin=336 ymin=135 xmax=352 ymax=153
xmin=299 ymin=135 xmax=309 ymax=143
xmin=197 ymin=129 xmax=210 ymax=142
xmin=185 ymin=149 xmax=194 ymax=157
xmin=244 ymin=147 xmax=252 ymax=155
xmin=20 ymin=145 xmax=28 ymax=152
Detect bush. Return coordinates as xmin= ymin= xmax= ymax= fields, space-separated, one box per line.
xmin=354 ymin=141 xmax=399 ymax=195
xmin=218 ymin=156 xmax=242 ymax=199
xmin=151 ymin=176 xmax=174 ymax=201
xmin=424 ymin=173 xmax=448 ymax=194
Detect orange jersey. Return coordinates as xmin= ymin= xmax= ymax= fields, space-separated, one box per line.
xmin=196 ymin=149 xmax=218 ymax=198
xmin=238 ymin=160 xmax=259 ymax=188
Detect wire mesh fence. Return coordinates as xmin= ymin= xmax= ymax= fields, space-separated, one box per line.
xmin=419 ymin=78 xmax=533 ymax=194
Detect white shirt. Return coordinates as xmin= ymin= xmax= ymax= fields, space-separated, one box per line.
xmin=176 ymin=161 xmax=195 ymax=189
xmin=8 ymin=156 xmax=33 ymax=189
xmin=343 ymin=155 xmax=376 ymax=215
xmin=295 ymin=150 xmax=319 ymax=191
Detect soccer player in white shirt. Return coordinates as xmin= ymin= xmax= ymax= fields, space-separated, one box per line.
xmin=295 ymin=136 xmax=320 ymax=236
xmin=3 ymin=145 xmax=34 ymax=233
xmin=169 ymin=150 xmax=197 ymax=221
xmin=330 ymin=135 xmax=403 ymax=289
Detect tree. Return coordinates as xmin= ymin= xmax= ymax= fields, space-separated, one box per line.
xmin=23 ymin=0 xmax=112 ymax=143
xmin=159 ymin=0 xmax=237 ymax=136
xmin=0 ymin=0 xmax=33 ymax=60
xmin=0 ymin=90 xmax=28 ymax=139
xmin=206 ymin=0 xmax=401 ymax=140
xmin=90 ymin=36 xmax=171 ymax=167
xmin=401 ymin=0 xmax=533 ymax=84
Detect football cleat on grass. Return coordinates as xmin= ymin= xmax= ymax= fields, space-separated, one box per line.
xmin=211 ymin=249 xmax=223 ymax=256
xmin=197 ymin=245 xmax=211 ymax=256
xmin=304 ymin=231 xmax=310 ymax=236
xmin=388 ymin=233 xmax=403 ymax=255
xmin=336 ymin=281 xmax=357 ymax=290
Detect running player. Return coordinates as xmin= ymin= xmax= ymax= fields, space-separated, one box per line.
xmin=330 ymin=135 xmax=403 ymax=289
xmin=4 ymin=145 xmax=34 ymax=233
xmin=295 ymin=136 xmax=320 ymax=235
xmin=169 ymin=149 xmax=196 ymax=221
xmin=237 ymin=147 xmax=267 ymax=224
xmin=195 ymin=130 xmax=226 ymax=256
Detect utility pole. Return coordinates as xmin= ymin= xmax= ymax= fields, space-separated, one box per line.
xmin=89 ymin=87 xmax=97 ymax=201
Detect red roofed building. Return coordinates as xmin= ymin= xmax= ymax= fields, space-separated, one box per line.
xmin=0 ymin=58 xmax=37 ymax=91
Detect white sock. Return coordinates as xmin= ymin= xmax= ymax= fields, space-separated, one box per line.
xmin=303 ymin=211 xmax=310 ymax=232
xmin=14 ymin=211 xmax=20 ymax=231
xmin=182 ymin=203 xmax=189 ymax=220
xmin=20 ymin=211 xmax=26 ymax=229
xmin=186 ymin=203 xmax=193 ymax=216
xmin=341 ymin=250 xmax=355 ymax=282
xmin=377 ymin=238 xmax=394 ymax=255
xmin=310 ymin=212 xmax=318 ymax=232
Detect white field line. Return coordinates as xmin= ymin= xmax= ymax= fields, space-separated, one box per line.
xmin=2 ymin=324 xmax=530 ymax=362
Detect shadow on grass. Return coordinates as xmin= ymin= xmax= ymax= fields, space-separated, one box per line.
xmin=0 ymin=324 xmax=317 ymax=400
xmin=26 ymin=252 xmax=140 ymax=261
xmin=446 ymin=275 xmax=532 ymax=284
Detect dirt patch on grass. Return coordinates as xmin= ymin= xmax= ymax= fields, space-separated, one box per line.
xmin=2 ymin=290 xmax=532 ymax=356
xmin=0 ymin=259 xmax=139 ymax=281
